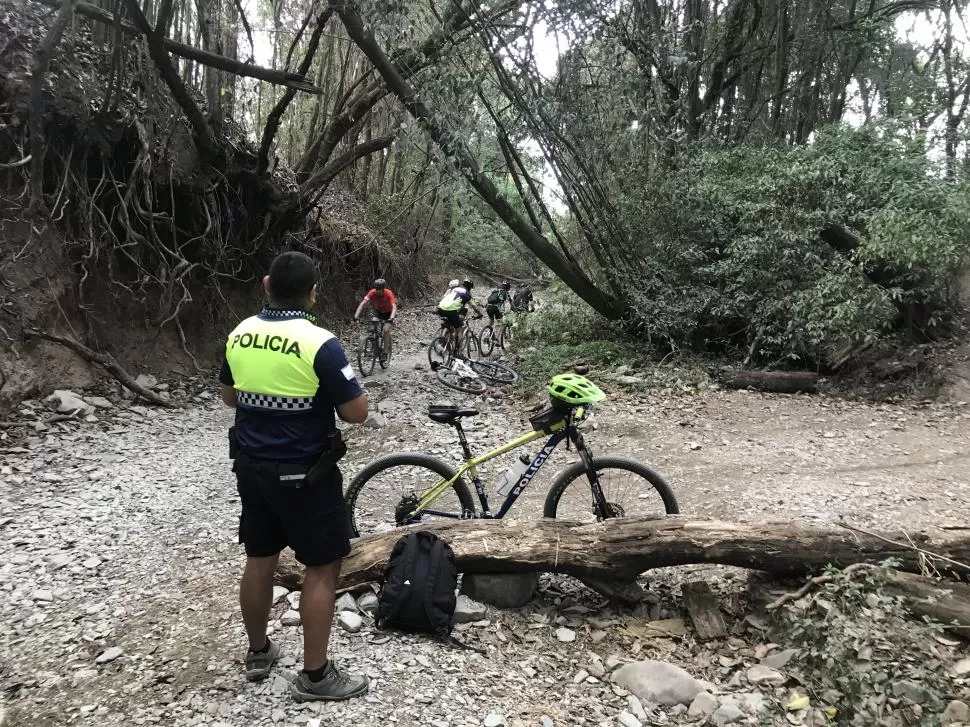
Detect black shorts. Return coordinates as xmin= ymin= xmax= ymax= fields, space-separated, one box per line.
xmin=486 ymin=305 xmax=502 ymax=320
xmin=437 ymin=309 xmax=463 ymax=329
xmin=233 ymin=453 xmax=351 ymax=567
xmin=375 ymin=311 xmax=393 ymax=322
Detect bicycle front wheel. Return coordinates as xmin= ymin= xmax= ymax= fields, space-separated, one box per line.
xmin=346 ymin=453 xmax=475 ymax=537
xmin=480 ymin=326 xmax=495 ymax=357
xmin=358 ymin=335 xmax=377 ymax=377
xmin=465 ymin=330 xmax=481 ymax=360
xmin=469 ymin=359 xmax=518 ymax=384
xmin=436 ymin=366 xmax=486 ymax=394
xmin=543 ymin=456 xmax=679 ymax=520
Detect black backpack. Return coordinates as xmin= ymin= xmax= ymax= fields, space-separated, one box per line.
xmin=376 ymin=531 xmax=458 ymax=638
xmin=487 ymin=289 xmax=502 ymax=305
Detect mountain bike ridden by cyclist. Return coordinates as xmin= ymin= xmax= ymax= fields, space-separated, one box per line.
xmin=436 ymin=278 xmax=482 ymax=351
xmin=512 ymin=285 xmax=535 ymax=313
xmin=485 ymin=282 xmax=512 ymax=336
xmin=353 ymin=279 xmax=396 ymax=363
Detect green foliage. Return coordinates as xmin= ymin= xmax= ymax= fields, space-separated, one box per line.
xmin=448 ymin=202 xmax=536 ymax=278
xmin=619 ymin=124 xmax=970 ymax=363
xmin=775 ymin=564 xmax=951 ymax=725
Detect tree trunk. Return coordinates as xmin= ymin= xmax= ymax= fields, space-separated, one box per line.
xmin=274 ymin=517 xmax=970 ymax=593
xmin=719 ymin=369 xmax=820 ymax=394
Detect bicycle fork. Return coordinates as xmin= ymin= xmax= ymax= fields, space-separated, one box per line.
xmin=572 ymin=429 xmax=613 ymax=520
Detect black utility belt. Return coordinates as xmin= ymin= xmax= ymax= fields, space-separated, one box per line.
xmin=228 ymin=427 xmax=347 ymax=489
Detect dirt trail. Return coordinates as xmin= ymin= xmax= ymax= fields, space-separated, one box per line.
xmin=1 ymin=308 xmax=969 ymax=727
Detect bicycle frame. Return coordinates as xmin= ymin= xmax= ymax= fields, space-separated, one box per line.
xmin=408 ymin=412 xmax=606 ymax=521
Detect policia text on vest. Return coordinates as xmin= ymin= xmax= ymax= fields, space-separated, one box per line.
xmin=231 ymin=332 xmax=302 ymax=357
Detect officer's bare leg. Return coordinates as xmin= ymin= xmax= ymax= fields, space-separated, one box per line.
xmin=301 ymin=560 xmax=341 ymax=670
xmin=240 ymin=553 xmax=280 ymax=650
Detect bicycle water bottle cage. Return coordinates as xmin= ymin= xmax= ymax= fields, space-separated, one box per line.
xmin=428 ymin=404 xmax=480 ymax=425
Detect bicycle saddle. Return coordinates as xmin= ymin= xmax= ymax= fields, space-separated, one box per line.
xmin=428 ymin=404 xmax=479 ymax=424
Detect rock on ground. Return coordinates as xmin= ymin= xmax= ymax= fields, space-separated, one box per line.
xmin=611 ymin=660 xmax=704 ymax=707
xmin=337 ymin=611 xmax=363 ymax=633
xmin=688 ymin=691 xmax=719 ymax=718
xmin=711 ymin=703 xmax=745 ymax=725
xmin=44 ymin=390 xmax=94 ymax=415
xmin=942 ymin=700 xmax=970 ymax=726
xmin=460 ymin=572 xmax=538 ymax=608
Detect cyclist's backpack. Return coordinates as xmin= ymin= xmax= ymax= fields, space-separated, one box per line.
xmin=376 ymin=531 xmax=458 ymax=638
xmin=486 ymin=289 xmax=502 ymax=305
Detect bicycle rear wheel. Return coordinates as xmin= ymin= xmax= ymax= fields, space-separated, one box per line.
xmin=479 ymin=326 xmax=495 ymax=357
xmin=436 ymin=366 xmax=486 ymax=394
xmin=543 ymin=456 xmax=679 ymax=520
xmin=358 ymin=335 xmax=377 ymax=377
xmin=469 ymin=359 xmax=518 ymax=384
xmin=346 ymin=453 xmax=475 ymax=537
xmin=500 ymin=323 xmax=513 ymax=348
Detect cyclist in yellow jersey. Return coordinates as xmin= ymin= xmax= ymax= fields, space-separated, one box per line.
xmin=220 ymin=251 xmax=369 ymax=702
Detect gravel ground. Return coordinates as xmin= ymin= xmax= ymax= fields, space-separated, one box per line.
xmin=2 ymin=309 xmax=969 ymax=727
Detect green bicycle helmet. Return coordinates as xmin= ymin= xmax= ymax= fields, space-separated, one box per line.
xmin=548 ymin=373 xmax=605 ymax=405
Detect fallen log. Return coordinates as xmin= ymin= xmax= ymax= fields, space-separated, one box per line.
xmin=719 ymin=369 xmax=820 ymax=394
xmin=275 ymin=517 xmax=970 ymax=594
xmin=25 ymin=329 xmax=178 ymax=407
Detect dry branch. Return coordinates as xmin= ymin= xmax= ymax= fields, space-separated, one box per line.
xmin=35 ymin=0 xmax=321 ymax=94
xmin=25 ymin=329 xmax=178 ymax=407
xmin=275 ymin=517 xmax=970 ymax=594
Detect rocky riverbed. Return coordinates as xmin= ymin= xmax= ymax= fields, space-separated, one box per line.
xmin=2 ymin=311 xmax=969 ymax=726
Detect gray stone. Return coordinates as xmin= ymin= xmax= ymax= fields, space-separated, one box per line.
xmin=272 ymin=586 xmax=289 ymax=604
xmin=588 ymin=659 xmax=606 ymax=679
xmin=129 ymin=405 xmax=149 ymax=417
xmin=483 ymin=712 xmax=506 ymax=727
xmin=44 ymin=390 xmax=94 ymax=415
xmin=134 ymin=374 xmax=158 ymax=390
xmin=82 ymin=557 xmax=102 ymax=569
xmin=687 ymin=691 xmax=719 ymax=718
xmin=95 ymin=647 xmax=123 ymax=664
xmin=357 ymin=593 xmax=379 ymax=614
xmin=49 ymin=553 xmax=72 ymax=570
xmin=286 ymin=591 xmax=301 ymax=610
xmin=616 ymin=711 xmax=641 ymax=727
xmin=336 ymin=593 xmax=358 ymax=613
xmin=540 ymin=717 xmax=553 ymax=727
xmin=87 ymin=396 xmax=114 ymax=409
xmin=280 ymin=610 xmax=302 ymax=626
xmin=626 ymin=695 xmax=647 ymax=721
xmin=711 ymin=704 xmax=745 ymax=726
xmin=31 ymin=589 xmax=54 ymax=602
xmin=616 ymin=376 xmax=642 ymax=386
xmin=761 ymin=648 xmax=798 ymax=669
xmin=573 ymin=669 xmax=590 ymax=684
xmin=746 ymin=665 xmax=785 ymax=686
xmin=615 ymin=365 xmax=631 ymax=375
xmin=460 ymin=572 xmax=539 ymax=609
xmin=951 ymin=658 xmax=970 ymax=677
xmin=942 ymin=700 xmax=970 ymax=726
xmin=452 ymin=595 xmax=486 ymax=624
xmin=892 ymin=680 xmax=930 ymax=704
xmin=337 ymin=611 xmax=362 ymax=633
xmin=363 ymin=412 xmax=388 ymax=429
xmin=611 ymin=660 xmax=703 ymax=707
xmin=555 ymin=627 xmax=576 ymax=643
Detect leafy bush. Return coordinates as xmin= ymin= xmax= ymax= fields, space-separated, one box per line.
xmin=616 ymin=123 xmax=970 ymax=364
xmin=775 ymin=564 xmax=953 ymax=724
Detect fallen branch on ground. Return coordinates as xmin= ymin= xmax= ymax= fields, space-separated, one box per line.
xmin=25 ymin=329 xmax=178 ymax=407
xmin=719 ymin=369 xmax=820 ymax=394
xmin=275 ymin=517 xmax=970 ymax=596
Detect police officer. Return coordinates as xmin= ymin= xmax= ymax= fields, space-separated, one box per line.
xmin=219 ymin=251 xmax=369 ymax=701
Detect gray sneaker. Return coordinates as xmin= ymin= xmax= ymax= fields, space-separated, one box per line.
xmin=244 ymin=640 xmax=281 ymax=682
xmin=290 ymin=662 xmax=369 ymax=701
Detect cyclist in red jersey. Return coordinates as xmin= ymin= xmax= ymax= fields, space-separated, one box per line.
xmin=354 ymin=279 xmax=397 ymax=362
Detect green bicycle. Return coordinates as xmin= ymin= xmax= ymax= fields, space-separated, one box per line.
xmin=346 ymin=373 xmax=679 ymax=536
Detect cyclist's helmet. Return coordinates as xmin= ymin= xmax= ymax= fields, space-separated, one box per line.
xmin=548 ymin=373 xmax=605 ymax=406
xmin=502 ymin=281 xmax=511 ymax=290
xmin=373 ymin=278 xmax=386 ymax=290
xmin=462 ymin=278 xmax=474 ymax=289
xmin=448 ymin=279 xmax=459 ymax=289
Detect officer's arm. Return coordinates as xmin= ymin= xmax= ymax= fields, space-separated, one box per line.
xmin=337 ymin=394 xmax=369 ymax=423
xmin=221 ymin=386 xmax=237 ymax=408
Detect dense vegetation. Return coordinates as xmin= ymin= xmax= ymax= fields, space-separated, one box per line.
xmin=3 ymin=0 xmax=970 ymax=366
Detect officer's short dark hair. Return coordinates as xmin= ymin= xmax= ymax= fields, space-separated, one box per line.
xmin=268 ymin=252 xmax=317 ymax=306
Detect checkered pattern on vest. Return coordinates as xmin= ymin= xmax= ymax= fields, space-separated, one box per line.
xmin=237 ymin=392 xmax=314 ymax=410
